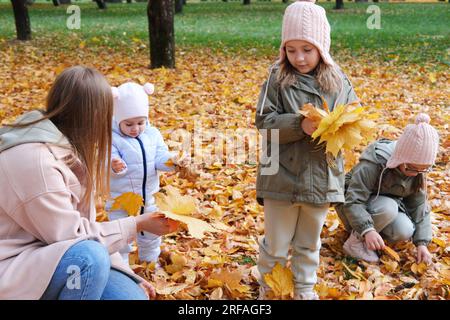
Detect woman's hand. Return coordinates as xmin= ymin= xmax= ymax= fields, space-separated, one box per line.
xmin=364 ymin=230 xmax=385 ymax=251
xmin=135 ymin=212 xmax=180 ymax=236
xmin=139 ymin=280 xmax=156 ymax=300
xmin=301 ymin=117 xmax=317 ymax=136
xmin=417 ymin=245 xmax=432 ymax=264
xmin=112 ymin=158 xmax=126 ymax=173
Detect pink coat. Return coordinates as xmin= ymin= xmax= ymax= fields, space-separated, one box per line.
xmin=0 ymin=119 xmax=143 ymax=299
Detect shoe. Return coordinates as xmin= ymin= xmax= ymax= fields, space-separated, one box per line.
xmin=293 ymin=291 xmax=319 ymax=300
xmin=343 ymin=231 xmax=379 ymax=262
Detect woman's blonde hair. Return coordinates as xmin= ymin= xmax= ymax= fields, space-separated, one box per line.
xmin=276 ymin=48 xmax=342 ymax=94
xmin=9 ymin=66 xmax=113 ymax=205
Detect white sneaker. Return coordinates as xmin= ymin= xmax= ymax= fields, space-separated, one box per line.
xmin=343 ymin=231 xmax=379 ymax=262
xmin=294 ymin=291 xmax=319 ymax=300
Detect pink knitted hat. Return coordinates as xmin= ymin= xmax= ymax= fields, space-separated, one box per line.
xmin=280 ymin=0 xmax=334 ymax=66
xmin=386 ymin=113 xmax=440 ymax=168
xmin=111 ymin=82 xmax=155 ymax=124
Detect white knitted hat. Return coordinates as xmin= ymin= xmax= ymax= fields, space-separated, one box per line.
xmin=280 ymin=0 xmax=334 ymax=66
xmin=111 ymin=82 xmax=154 ymax=124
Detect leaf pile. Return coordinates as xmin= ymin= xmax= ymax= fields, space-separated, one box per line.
xmin=1 ymin=39 xmax=448 ymax=300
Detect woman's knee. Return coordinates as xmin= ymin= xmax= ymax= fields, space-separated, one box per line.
xmin=101 ymin=270 xmax=148 ymax=300
xmin=69 ymin=240 xmax=111 ymax=274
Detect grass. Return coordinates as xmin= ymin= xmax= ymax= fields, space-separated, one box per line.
xmin=0 ymin=1 xmax=449 ymax=65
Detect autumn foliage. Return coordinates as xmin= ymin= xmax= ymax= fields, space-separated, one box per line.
xmin=0 ymin=38 xmax=448 ymax=300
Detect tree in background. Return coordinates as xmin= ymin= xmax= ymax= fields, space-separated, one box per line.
xmin=175 ymin=0 xmax=183 ymax=14
xmin=335 ymin=0 xmax=344 ymax=9
xmin=11 ymin=0 xmax=31 ymax=40
xmin=148 ymin=0 xmax=175 ymax=68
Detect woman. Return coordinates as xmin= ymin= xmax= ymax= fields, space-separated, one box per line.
xmin=0 ymin=66 xmax=178 ymax=299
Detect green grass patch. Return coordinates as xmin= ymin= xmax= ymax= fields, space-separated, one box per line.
xmin=0 ymin=2 xmax=448 ymax=65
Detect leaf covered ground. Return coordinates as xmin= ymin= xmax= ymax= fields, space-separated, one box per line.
xmin=0 ymin=39 xmax=448 ymax=300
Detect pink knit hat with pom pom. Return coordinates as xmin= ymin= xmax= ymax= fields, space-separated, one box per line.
xmin=280 ymin=0 xmax=334 ymax=66
xmin=386 ymin=113 xmax=440 ymax=168
xmin=111 ymin=82 xmax=154 ymax=124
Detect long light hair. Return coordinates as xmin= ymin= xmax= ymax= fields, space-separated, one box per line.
xmin=276 ymin=48 xmax=342 ymax=94
xmin=7 ymin=66 xmax=113 ymax=205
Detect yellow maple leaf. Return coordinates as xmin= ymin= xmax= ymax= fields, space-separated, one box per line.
xmin=299 ymin=102 xmax=328 ymax=126
xmin=110 ymin=192 xmax=143 ymax=216
xmin=263 ymin=262 xmax=294 ymax=299
xmin=160 ymin=210 xmax=218 ymax=239
xmin=312 ymin=104 xmax=377 ymax=157
xmin=154 ymin=185 xmax=197 ymax=215
xmin=208 ymin=269 xmax=250 ymax=296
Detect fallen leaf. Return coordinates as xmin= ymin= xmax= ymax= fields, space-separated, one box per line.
xmin=263 ymin=262 xmax=294 ymax=299
xmin=110 ymin=192 xmax=143 ymax=216
xmin=383 ymin=246 xmax=401 ymax=262
xmin=161 ymin=210 xmax=219 ymax=239
xmin=155 ymin=185 xmax=197 ymax=215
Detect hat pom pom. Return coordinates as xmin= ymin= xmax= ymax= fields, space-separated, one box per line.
xmin=111 ymin=87 xmax=119 ymax=99
xmin=143 ymin=83 xmax=155 ymax=95
xmin=415 ymin=113 xmax=430 ymax=124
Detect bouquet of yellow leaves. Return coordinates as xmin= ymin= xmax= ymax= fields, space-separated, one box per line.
xmin=299 ymin=101 xmax=378 ymax=157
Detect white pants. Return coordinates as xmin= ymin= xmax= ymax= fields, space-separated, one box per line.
xmin=108 ymin=209 xmax=161 ymax=263
xmin=258 ymin=199 xmax=329 ymax=294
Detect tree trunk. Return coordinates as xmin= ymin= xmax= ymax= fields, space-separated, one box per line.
xmin=11 ymin=0 xmax=31 ymax=40
xmin=282 ymin=0 xmax=288 ymax=3
xmin=148 ymin=0 xmax=175 ymax=69
xmin=59 ymin=0 xmax=71 ymax=4
xmin=243 ymin=0 xmax=250 ymax=5
xmin=335 ymin=0 xmax=343 ymax=9
xmin=175 ymin=0 xmax=183 ymax=14
xmin=127 ymin=0 xmax=132 ymax=3
xmin=52 ymin=0 xmax=59 ymax=6
xmin=94 ymin=0 xmax=107 ymax=9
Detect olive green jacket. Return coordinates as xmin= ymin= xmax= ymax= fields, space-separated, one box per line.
xmin=255 ymin=64 xmax=359 ymax=205
xmin=336 ymin=139 xmax=432 ymax=246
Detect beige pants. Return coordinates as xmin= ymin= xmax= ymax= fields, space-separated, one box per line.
xmin=258 ymin=199 xmax=329 ymax=294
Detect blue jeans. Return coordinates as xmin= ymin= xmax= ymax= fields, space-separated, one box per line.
xmin=40 ymin=240 xmax=148 ymax=300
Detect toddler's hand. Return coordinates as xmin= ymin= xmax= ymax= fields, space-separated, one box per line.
xmin=112 ymin=158 xmax=126 ymax=173
xmin=172 ymin=152 xmax=191 ymax=168
xmin=301 ymin=117 xmax=318 ymax=136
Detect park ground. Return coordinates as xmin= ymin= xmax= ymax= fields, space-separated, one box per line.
xmin=0 ymin=1 xmax=449 ymax=299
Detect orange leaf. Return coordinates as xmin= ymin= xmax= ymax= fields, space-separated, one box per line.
xmin=110 ymin=192 xmax=143 ymax=216
xmin=383 ymin=246 xmax=400 ymax=262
